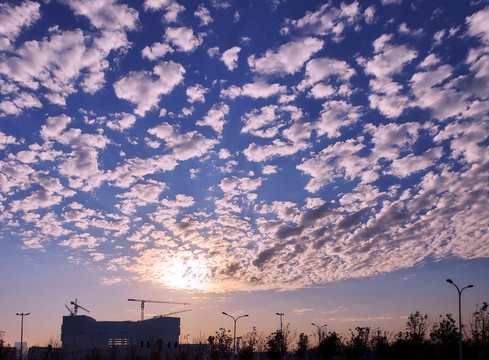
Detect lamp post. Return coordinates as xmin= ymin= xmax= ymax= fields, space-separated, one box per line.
xmin=276 ymin=313 xmax=284 ymax=333
xmin=16 ymin=312 xmax=30 ymax=360
xmin=276 ymin=313 xmax=285 ymax=360
xmin=222 ymin=312 xmax=249 ymax=358
xmin=446 ymin=279 xmax=473 ymax=360
xmin=311 ymin=323 xmax=327 ymax=344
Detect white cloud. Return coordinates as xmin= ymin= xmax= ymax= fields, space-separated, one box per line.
xmin=116 ymin=181 xmax=167 ymax=214
xmin=364 ymin=5 xmax=376 ymax=24
xmin=308 ymin=83 xmax=335 ymax=99
xmin=106 ymin=113 xmax=137 ymax=131
xmin=196 ymin=103 xmax=229 ymax=135
xmin=466 ymin=6 xmax=489 ymax=44
xmin=144 ymin=0 xmax=184 ymax=22
xmin=221 ymin=81 xmax=286 ymax=99
xmin=419 ymin=54 xmax=440 ymax=69
xmin=64 ymin=0 xmax=138 ymax=31
xmin=0 ymin=92 xmax=42 ymax=116
xmin=144 ymin=0 xmax=172 ymax=10
xmin=142 ymin=42 xmax=174 ymax=60
xmin=283 ymin=2 xmax=359 ymax=38
xmin=186 ymin=84 xmax=209 ymax=103
xmin=248 ymin=37 xmax=323 ymax=75
xmin=59 ymin=233 xmax=106 ymax=249
xmin=221 ymin=46 xmax=241 ymax=70
xmin=0 ymin=131 xmax=17 ymax=150
xmin=194 ymin=5 xmax=213 ymax=26
xmin=262 ymin=165 xmax=278 ymax=175
xmin=241 ymin=105 xmax=282 ymax=138
xmin=364 ymin=35 xmax=418 ymax=79
xmin=0 ymin=1 xmax=40 ymax=50
xmin=316 ymin=100 xmax=362 ymax=138
xmin=148 ymin=123 xmax=219 ymax=161
xmin=365 ymin=122 xmax=421 ymax=162
xmin=298 ymin=57 xmax=355 ymax=90
xmin=40 ymin=115 xmax=72 ymax=140
xmin=164 ymin=27 xmax=204 ymax=52
xmin=207 ymin=46 xmax=219 ymax=58
xmin=0 ymin=28 xmax=130 ymax=105
xmin=113 ymin=61 xmax=185 ymax=116
xmin=297 ymin=139 xmax=367 ymax=192
xmin=388 ymin=148 xmax=443 ymax=177
xmin=410 ymin=64 xmax=467 ymax=120
xmin=243 ymin=139 xmax=309 ymax=162
xmin=218 ymin=148 xmax=231 ymax=159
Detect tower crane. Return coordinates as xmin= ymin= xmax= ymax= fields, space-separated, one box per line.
xmin=154 ymin=308 xmax=193 ymax=318
xmin=65 ymin=305 xmax=74 ymax=316
xmin=67 ymin=299 xmax=90 ymax=316
xmin=128 ymin=299 xmax=190 ymax=321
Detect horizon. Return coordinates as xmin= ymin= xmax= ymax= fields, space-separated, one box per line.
xmin=1 ymin=0 xmax=489 ymax=350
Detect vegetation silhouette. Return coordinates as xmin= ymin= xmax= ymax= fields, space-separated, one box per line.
xmin=3 ymin=302 xmax=489 ymax=360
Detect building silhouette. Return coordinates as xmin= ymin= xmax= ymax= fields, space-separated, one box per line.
xmin=60 ymin=314 xmax=180 ymax=359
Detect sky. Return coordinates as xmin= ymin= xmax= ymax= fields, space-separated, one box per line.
xmin=1 ymin=0 xmax=489 ymax=348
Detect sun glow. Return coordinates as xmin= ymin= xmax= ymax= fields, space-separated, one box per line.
xmin=157 ymin=256 xmax=211 ymax=291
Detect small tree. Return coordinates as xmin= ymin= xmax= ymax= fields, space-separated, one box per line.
xmin=430 ymin=314 xmax=458 ymax=359
xmin=208 ymin=328 xmax=233 ymax=360
xmin=430 ymin=314 xmax=458 ymax=345
xmin=345 ymin=327 xmax=370 ymax=359
xmin=405 ymin=311 xmax=429 ymax=344
xmin=265 ymin=331 xmax=284 ymax=360
xmin=239 ymin=327 xmax=258 ymax=360
xmin=470 ymin=302 xmax=489 ymax=354
xmin=295 ymin=333 xmax=308 ymax=359
xmin=318 ymin=332 xmax=341 ymax=360
xmin=370 ymin=328 xmax=389 ymax=358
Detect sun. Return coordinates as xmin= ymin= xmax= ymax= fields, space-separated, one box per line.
xmin=157 ymin=256 xmax=211 ymax=291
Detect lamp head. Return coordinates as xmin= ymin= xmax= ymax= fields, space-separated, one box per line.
xmin=244 ymin=314 xmax=249 ymax=317
xmin=468 ymin=285 xmax=474 ymax=288
xmin=446 ymin=279 xmax=453 ymax=284
xmin=222 ymin=312 xmax=228 ymax=315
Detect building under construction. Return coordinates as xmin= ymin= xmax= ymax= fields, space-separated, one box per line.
xmin=58 ymin=299 xmax=184 ymax=360
xmin=61 ymin=314 xmax=180 ymax=359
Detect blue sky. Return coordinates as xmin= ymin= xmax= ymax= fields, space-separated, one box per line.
xmin=1 ymin=0 xmax=489 ymax=347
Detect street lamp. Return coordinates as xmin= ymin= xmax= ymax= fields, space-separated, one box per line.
xmin=311 ymin=323 xmax=327 ymax=344
xmin=276 ymin=313 xmax=284 ymax=333
xmin=16 ymin=312 xmax=30 ymax=360
xmin=222 ymin=312 xmax=249 ymax=358
xmin=446 ymin=279 xmax=473 ymax=360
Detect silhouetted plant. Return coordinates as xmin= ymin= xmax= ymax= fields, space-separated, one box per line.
xmin=370 ymin=328 xmax=389 ymax=358
xmin=208 ymin=328 xmax=233 ymax=360
xmin=405 ymin=311 xmax=429 ymax=344
xmin=345 ymin=327 xmax=370 ymax=359
xmin=469 ymin=301 xmax=489 ymax=357
xmin=295 ymin=333 xmax=308 ymax=358
xmin=317 ymin=331 xmax=341 ymax=360
xmin=430 ymin=314 xmax=458 ymax=360
xmin=265 ymin=330 xmax=285 ymax=360
xmin=0 ymin=342 xmax=15 ymax=360
xmin=239 ymin=327 xmax=258 ymax=360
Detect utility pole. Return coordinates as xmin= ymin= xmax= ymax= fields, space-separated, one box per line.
xmin=16 ymin=312 xmax=30 ymax=360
